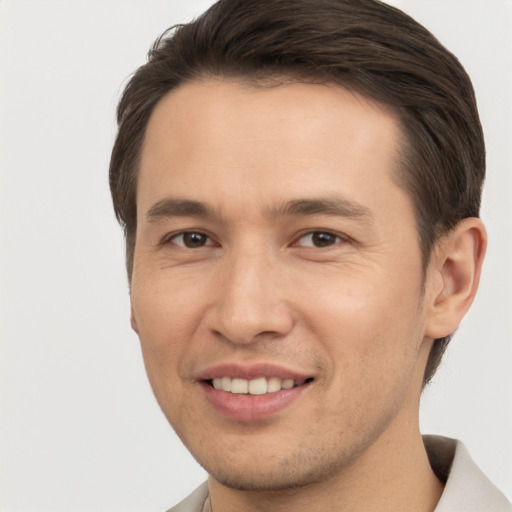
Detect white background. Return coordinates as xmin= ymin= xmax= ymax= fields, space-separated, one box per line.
xmin=1 ymin=1 xmax=511 ymax=510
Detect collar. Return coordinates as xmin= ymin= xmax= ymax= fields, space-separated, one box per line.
xmin=424 ymin=435 xmax=511 ymax=511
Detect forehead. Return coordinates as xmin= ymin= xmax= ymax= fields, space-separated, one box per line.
xmin=138 ymin=79 xmax=407 ymax=221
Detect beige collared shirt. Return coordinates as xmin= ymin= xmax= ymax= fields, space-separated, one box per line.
xmin=167 ymin=436 xmax=512 ymax=512
xmin=424 ymin=435 xmax=511 ymax=511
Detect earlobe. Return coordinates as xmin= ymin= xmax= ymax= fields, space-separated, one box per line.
xmin=130 ymin=305 xmax=140 ymax=334
xmin=425 ymin=218 xmax=487 ymax=339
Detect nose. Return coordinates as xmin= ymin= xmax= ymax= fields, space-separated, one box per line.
xmin=206 ymin=250 xmax=295 ymax=345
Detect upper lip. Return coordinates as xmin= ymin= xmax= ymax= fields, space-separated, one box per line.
xmin=195 ymin=362 xmax=314 ymax=382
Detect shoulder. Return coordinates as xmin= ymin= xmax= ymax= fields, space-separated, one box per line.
xmin=165 ymin=482 xmax=209 ymax=512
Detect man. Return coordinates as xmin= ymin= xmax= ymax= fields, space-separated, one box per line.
xmin=109 ymin=0 xmax=511 ymax=510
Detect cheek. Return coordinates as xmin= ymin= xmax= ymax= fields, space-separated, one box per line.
xmin=305 ymin=283 xmax=424 ymax=440
xmin=129 ymin=273 xmax=205 ymax=403
xmin=132 ymin=269 xmax=203 ymax=343
xmin=300 ymin=268 xmax=424 ymax=384
xmin=130 ymin=277 xmax=200 ymax=426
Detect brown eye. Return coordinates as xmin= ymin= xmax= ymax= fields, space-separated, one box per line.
xmin=171 ymin=232 xmax=212 ymax=248
xmin=296 ymin=232 xmax=342 ymax=248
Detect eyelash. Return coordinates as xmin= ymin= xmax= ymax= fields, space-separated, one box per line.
xmin=292 ymin=231 xmax=348 ymax=248
xmin=164 ymin=231 xmax=217 ymax=249
xmin=162 ymin=230 xmax=349 ymax=249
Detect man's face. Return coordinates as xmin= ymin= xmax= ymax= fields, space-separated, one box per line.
xmin=130 ymin=80 xmax=436 ymax=490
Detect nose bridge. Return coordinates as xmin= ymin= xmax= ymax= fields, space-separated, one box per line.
xmin=212 ymin=242 xmax=293 ymax=344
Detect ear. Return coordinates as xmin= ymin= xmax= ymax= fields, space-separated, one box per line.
xmin=425 ymin=218 xmax=487 ymax=339
xmin=130 ymin=304 xmax=140 ymax=334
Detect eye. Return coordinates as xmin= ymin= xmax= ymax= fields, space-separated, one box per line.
xmin=169 ymin=232 xmax=214 ymax=248
xmin=294 ymin=231 xmax=344 ymax=248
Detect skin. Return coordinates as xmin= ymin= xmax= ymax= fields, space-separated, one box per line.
xmin=130 ymin=80 xmax=486 ymax=512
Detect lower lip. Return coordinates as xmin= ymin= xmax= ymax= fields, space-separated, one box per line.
xmin=200 ymin=381 xmax=310 ymax=421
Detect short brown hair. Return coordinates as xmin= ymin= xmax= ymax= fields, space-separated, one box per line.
xmin=109 ymin=0 xmax=485 ymax=386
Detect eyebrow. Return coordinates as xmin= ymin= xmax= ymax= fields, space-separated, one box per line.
xmin=145 ymin=196 xmax=373 ymax=223
xmin=146 ymin=198 xmax=217 ymax=221
xmin=267 ymin=197 xmax=374 ymax=222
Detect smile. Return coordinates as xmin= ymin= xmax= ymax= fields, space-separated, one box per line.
xmin=210 ymin=376 xmax=311 ymax=395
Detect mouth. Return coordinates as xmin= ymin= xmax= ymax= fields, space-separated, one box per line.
xmin=205 ymin=376 xmax=315 ymax=395
xmin=199 ymin=371 xmax=315 ymax=421
xmin=197 ymin=363 xmax=316 ymax=420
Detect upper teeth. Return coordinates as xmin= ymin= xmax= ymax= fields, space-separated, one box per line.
xmin=212 ymin=377 xmax=304 ymax=395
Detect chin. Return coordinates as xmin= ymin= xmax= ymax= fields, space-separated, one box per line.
xmin=198 ymin=449 xmax=348 ymax=492
xmin=208 ymin=469 xmax=323 ymax=492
